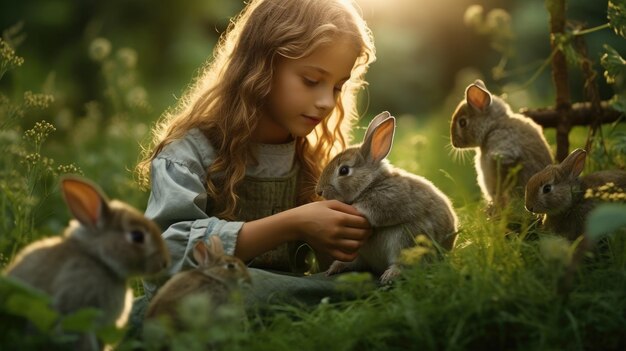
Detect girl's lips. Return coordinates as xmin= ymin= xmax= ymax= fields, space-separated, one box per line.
xmin=302 ymin=115 xmax=321 ymax=125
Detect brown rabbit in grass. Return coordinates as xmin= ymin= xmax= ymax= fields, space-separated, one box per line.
xmin=4 ymin=176 xmax=170 ymax=350
xmin=525 ymin=148 xmax=626 ymax=241
xmin=316 ymin=111 xmax=458 ymax=284
xmin=145 ymin=235 xmax=251 ymax=328
xmin=450 ymin=79 xmax=553 ymax=207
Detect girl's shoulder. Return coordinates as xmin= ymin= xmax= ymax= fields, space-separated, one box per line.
xmin=154 ymin=128 xmax=216 ymax=175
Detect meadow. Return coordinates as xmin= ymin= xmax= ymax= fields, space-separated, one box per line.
xmin=1 ymin=0 xmax=626 ymax=350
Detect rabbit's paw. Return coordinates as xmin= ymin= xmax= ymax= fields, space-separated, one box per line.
xmin=326 ymin=260 xmax=354 ymax=276
xmin=379 ymin=265 xmax=401 ymax=284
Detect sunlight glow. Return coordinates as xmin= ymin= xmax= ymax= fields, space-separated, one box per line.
xmin=355 ymin=0 xmax=476 ymax=19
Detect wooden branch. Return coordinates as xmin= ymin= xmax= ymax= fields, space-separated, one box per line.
xmin=519 ymin=101 xmax=623 ymax=128
xmin=575 ymin=37 xmax=603 ymax=130
xmin=548 ymin=0 xmax=572 ymax=162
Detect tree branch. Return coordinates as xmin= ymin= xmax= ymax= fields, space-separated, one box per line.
xmin=547 ymin=0 xmax=572 ymax=161
xmin=519 ymin=101 xmax=623 ymax=128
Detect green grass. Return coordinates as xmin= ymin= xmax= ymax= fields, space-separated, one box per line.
xmin=3 ymin=200 xmax=625 ymax=350
xmin=129 ymin=201 xmax=626 ymax=351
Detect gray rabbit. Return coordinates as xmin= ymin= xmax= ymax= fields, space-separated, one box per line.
xmin=525 ymin=148 xmax=626 ymax=240
xmin=145 ymin=235 xmax=251 ymax=328
xmin=316 ymin=111 xmax=458 ymax=283
xmin=4 ymin=176 xmax=171 ymax=350
xmin=450 ymin=79 xmax=553 ymax=207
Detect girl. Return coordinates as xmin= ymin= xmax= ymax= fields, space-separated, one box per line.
xmin=136 ymin=0 xmax=376 ymax=307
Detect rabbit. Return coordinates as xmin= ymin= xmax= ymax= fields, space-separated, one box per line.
xmin=315 ymin=111 xmax=458 ymax=284
xmin=3 ymin=176 xmax=170 ymax=350
xmin=450 ymin=79 xmax=553 ymax=207
xmin=145 ymin=235 xmax=251 ymax=328
xmin=525 ymin=148 xmax=626 ymax=241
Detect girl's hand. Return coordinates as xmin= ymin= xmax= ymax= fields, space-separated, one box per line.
xmin=292 ymin=200 xmax=372 ymax=262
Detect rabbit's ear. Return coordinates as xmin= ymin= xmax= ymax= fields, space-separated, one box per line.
xmin=193 ymin=240 xmax=211 ymax=266
xmin=194 ymin=236 xmax=225 ymax=266
xmin=363 ymin=111 xmax=391 ymax=143
xmin=61 ymin=176 xmax=109 ymax=230
xmin=466 ymin=80 xmax=492 ymax=112
xmin=560 ymin=148 xmax=587 ymax=179
xmin=362 ymin=116 xmax=395 ymax=164
xmin=208 ymin=235 xmax=225 ymax=256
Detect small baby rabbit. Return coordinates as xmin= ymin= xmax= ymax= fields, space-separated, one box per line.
xmin=145 ymin=235 xmax=251 ymax=327
xmin=316 ymin=111 xmax=458 ymax=283
xmin=450 ymin=79 xmax=553 ymax=206
xmin=525 ymin=148 xmax=626 ymax=240
xmin=4 ymin=176 xmax=170 ymax=349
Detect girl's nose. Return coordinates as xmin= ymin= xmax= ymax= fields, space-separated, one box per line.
xmin=315 ymin=87 xmax=336 ymax=112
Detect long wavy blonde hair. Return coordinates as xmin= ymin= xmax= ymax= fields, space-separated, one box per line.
xmin=136 ymin=0 xmax=375 ymax=220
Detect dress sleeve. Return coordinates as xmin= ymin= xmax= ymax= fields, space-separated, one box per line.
xmin=142 ymin=156 xmax=243 ymax=298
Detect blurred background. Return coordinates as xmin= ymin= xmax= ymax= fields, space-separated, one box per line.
xmin=1 ymin=0 xmax=622 ymax=113
xmin=0 ymin=0 xmax=624 ymax=237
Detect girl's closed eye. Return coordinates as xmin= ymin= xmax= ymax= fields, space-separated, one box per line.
xmin=302 ymin=77 xmax=319 ymax=86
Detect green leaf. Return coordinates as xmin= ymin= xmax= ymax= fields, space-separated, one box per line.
xmin=611 ymin=131 xmax=626 ymax=155
xmin=4 ymin=293 xmax=58 ymax=332
xmin=608 ymin=0 xmax=626 ymax=39
xmin=609 ymin=94 xmax=626 ymax=114
xmin=0 ymin=276 xmax=58 ymax=332
xmin=60 ymin=308 xmax=103 ymax=333
xmin=0 ymin=275 xmax=49 ymax=298
xmin=585 ymin=203 xmax=626 ymax=242
xmin=96 ymin=324 xmax=126 ymax=344
xmin=553 ymin=33 xmax=580 ymax=66
xmin=601 ymin=44 xmax=626 ymax=84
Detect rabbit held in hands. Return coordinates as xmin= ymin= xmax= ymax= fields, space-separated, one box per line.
xmin=4 ymin=176 xmax=170 ymax=348
xmin=145 ymin=235 xmax=251 ymax=328
xmin=316 ymin=111 xmax=458 ymax=283
xmin=525 ymin=148 xmax=626 ymax=240
xmin=450 ymin=79 xmax=553 ymax=206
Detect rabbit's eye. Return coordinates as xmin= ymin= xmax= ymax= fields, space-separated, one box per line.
xmin=226 ymin=262 xmax=236 ymax=270
xmin=338 ymin=165 xmax=351 ymax=176
xmin=459 ymin=118 xmax=467 ymax=128
xmin=542 ymin=184 xmax=552 ymax=194
xmin=128 ymin=230 xmax=145 ymax=244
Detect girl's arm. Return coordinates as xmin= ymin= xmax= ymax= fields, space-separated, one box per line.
xmin=235 ymin=200 xmax=371 ymax=263
xmin=142 ymin=155 xmax=244 ymax=298
xmin=146 ymin=151 xmax=370 ymax=277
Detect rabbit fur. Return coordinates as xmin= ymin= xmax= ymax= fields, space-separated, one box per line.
xmin=4 ymin=176 xmax=170 ymax=348
xmin=525 ymin=148 xmax=626 ymax=240
xmin=450 ymin=79 xmax=553 ymax=206
xmin=316 ymin=111 xmax=458 ymax=283
xmin=145 ymin=235 xmax=251 ymax=328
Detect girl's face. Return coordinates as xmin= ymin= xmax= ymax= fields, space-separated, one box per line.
xmin=256 ymin=37 xmax=359 ymax=144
